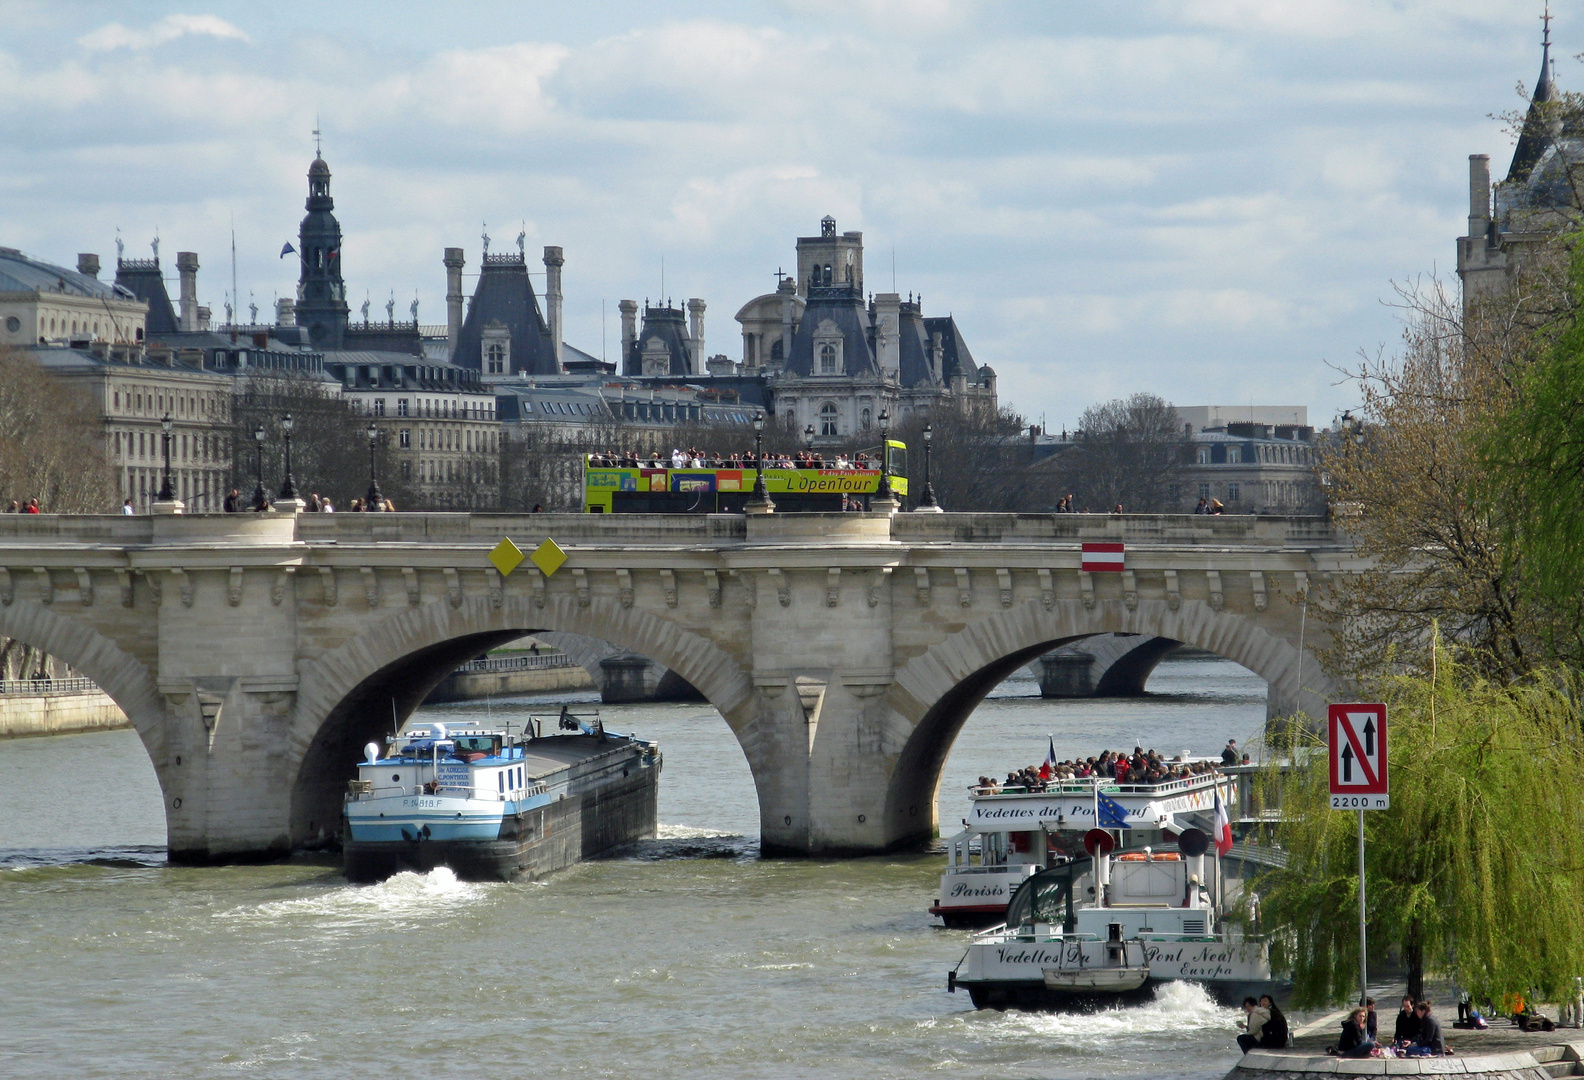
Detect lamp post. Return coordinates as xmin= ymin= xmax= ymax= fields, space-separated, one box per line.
xmin=916 ymin=421 xmax=941 ymax=511
xmin=803 ymin=423 xmax=815 ymax=450
xmin=874 ymin=409 xmax=895 ymax=504
xmin=277 ymin=413 xmax=298 ymax=501
xmin=250 ymin=424 xmax=268 ymax=511
xmin=365 ymin=422 xmax=384 ymax=511
xmin=156 ymin=414 xmax=176 ymax=502
xmin=746 ymin=411 xmax=775 ymax=514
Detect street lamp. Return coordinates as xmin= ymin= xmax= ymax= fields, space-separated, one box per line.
xmin=365 ymin=422 xmax=384 ymax=511
xmin=746 ymin=411 xmax=774 ymax=512
xmin=917 ymin=422 xmax=940 ymax=510
xmin=874 ymin=408 xmax=894 ymax=502
xmin=803 ymin=423 xmax=815 ymax=450
xmin=250 ymin=424 xmax=268 ymax=511
xmin=278 ymin=413 xmax=298 ymax=501
xmin=156 ymin=413 xmax=176 ymax=502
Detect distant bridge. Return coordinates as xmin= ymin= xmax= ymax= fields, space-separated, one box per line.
xmin=0 ymin=511 xmax=1351 ymax=862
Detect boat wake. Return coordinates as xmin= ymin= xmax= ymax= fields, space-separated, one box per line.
xmin=218 ymin=866 xmax=495 ymax=928
xmin=974 ymin=981 xmax=1238 ymax=1047
xmin=622 ymin=823 xmax=757 ymax=861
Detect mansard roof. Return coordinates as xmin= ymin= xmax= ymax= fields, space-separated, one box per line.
xmin=0 ymin=247 xmax=133 ymax=301
xmin=922 ymin=315 xmax=978 ymax=384
xmin=625 ymin=304 xmax=694 ymax=377
xmin=451 ymin=252 xmax=556 ymax=376
xmin=113 ymin=261 xmax=179 ymax=334
xmin=785 ymin=285 xmax=876 ymax=378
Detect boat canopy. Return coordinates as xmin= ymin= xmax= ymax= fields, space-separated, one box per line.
xmin=1004 ymin=860 xmax=1083 ymax=931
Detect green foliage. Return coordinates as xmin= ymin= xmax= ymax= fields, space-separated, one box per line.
xmin=1261 ymin=640 xmax=1584 ymax=1006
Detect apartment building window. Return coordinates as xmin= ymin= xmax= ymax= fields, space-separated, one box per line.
xmin=1197 ymin=446 xmax=1211 ymax=464
xmin=397 ymin=399 xmax=409 ymax=417
xmin=1227 ymin=483 xmax=1240 ymax=503
xmin=820 ymin=402 xmax=839 ymax=437
xmin=399 ymin=429 xmax=411 ymax=449
xmin=1198 ymin=483 xmax=1210 ymax=501
xmin=1167 ymin=483 xmax=1180 ymax=501
xmin=374 ymin=399 xmax=386 ymax=417
xmin=401 ymin=461 xmax=411 ymax=480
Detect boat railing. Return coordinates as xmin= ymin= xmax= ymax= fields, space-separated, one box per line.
xmin=970 ymin=771 xmax=1233 ymax=799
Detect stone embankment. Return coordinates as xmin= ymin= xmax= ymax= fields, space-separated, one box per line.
xmin=422 ymin=653 xmax=593 ymax=704
xmin=1228 ymin=1039 xmax=1584 ymax=1080
xmin=0 ymin=678 xmax=128 ymax=738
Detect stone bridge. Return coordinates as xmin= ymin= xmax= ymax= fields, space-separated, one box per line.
xmin=0 ymin=511 xmax=1352 ymax=862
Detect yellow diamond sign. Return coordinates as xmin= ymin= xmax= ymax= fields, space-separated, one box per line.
xmin=488 ymin=538 xmax=525 ymax=577
xmin=529 ymin=538 xmax=568 ymax=577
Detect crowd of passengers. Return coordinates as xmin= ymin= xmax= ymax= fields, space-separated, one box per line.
xmin=586 ymin=447 xmax=879 ymax=471
xmin=974 ymin=745 xmax=1244 ymax=793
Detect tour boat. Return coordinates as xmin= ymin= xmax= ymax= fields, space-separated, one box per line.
xmin=931 ymin=764 xmax=1237 ymax=927
xmin=342 ymin=709 xmax=660 ymax=883
xmin=947 ymin=838 xmax=1278 ymax=1011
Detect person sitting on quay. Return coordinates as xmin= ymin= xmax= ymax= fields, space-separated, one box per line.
xmin=1330 ymin=1006 xmax=1377 ymax=1057
xmin=1260 ymin=995 xmax=1290 ymax=1048
xmin=1238 ymin=996 xmax=1270 ymax=1053
xmin=1413 ymin=1001 xmax=1446 ymax=1055
xmin=1392 ymin=994 xmax=1419 ymax=1045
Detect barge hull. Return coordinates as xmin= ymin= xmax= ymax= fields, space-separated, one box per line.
xmin=344 ymin=751 xmax=659 ymax=883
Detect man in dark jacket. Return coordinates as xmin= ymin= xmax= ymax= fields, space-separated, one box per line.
xmin=1414 ymin=1001 xmax=1446 ymax=1054
xmin=1393 ymin=995 xmax=1420 ymax=1045
xmin=1221 ymin=740 xmax=1239 ymax=767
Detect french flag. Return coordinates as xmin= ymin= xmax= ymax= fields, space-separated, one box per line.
xmin=1081 ymin=542 xmax=1124 ymax=572
xmin=1045 ymin=735 xmax=1057 ymax=768
xmin=1213 ymin=790 xmax=1233 ymax=857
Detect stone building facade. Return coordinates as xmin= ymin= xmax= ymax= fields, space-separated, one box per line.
xmin=0 ymin=246 xmax=147 ymax=348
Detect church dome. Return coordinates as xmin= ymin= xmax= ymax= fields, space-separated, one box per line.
xmin=308 ymin=157 xmax=330 ymax=178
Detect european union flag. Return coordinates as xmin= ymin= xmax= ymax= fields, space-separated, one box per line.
xmin=1097 ymin=791 xmax=1129 ymax=829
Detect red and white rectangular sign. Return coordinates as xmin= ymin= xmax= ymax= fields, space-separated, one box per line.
xmin=1328 ymin=702 xmax=1388 ymax=809
xmin=1081 ymin=542 xmax=1124 ymax=572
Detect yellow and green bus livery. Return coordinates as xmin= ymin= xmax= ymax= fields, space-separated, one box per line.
xmin=584 ymin=441 xmax=908 ymax=513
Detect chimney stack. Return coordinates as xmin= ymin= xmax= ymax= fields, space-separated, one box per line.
xmin=275 ymin=296 xmax=296 ymax=326
xmin=77 ymin=254 xmax=100 ymax=279
xmin=196 ymin=305 xmax=211 ymax=332
xmin=443 ymin=247 xmax=466 ymax=360
xmin=543 ymin=246 xmax=565 ymax=373
xmin=777 ymin=275 xmax=797 ymax=365
xmin=619 ymin=299 xmax=638 ymax=371
xmin=176 ymin=251 xmax=200 ymax=332
xmin=874 ymin=293 xmax=900 ymax=379
xmin=687 ymin=298 xmax=706 ymax=375
xmin=1469 ymin=154 xmax=1492 ymax=239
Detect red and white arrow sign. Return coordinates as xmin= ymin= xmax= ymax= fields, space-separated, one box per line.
xmin=1081 ymin=542 xmax=1124 ymax=572
xmin=1329 ymin=702 xmax=1388 ymax=809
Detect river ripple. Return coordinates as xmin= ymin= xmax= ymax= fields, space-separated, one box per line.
xmin=0 ymin=656 xmax=1266 ymax=1079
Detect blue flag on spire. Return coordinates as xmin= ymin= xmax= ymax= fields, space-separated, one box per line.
xmin=1096 ymin=790 xmax=1129 ymax=829
xmin=279 ymin=242 xmax=295 ymax=259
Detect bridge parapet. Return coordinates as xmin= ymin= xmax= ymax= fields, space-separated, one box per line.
xmin=890 ymin=513 xmax=1346 ymax=548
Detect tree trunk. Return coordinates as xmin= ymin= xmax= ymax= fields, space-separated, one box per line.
xmin=1405 ymin=930 xmax=1425 ymax=1002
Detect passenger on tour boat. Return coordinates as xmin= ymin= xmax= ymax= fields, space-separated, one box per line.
xmin=972 ymin=745 xmax=1235 ymax=794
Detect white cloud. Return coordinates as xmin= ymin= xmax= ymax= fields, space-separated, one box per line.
xmin=79 ymin=14 xmax=248 ymax=53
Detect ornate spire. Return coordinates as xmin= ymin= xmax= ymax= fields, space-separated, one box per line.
xmin=1508 ymin=4 xmax=1562 ymax=183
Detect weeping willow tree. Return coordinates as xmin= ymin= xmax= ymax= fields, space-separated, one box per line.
xmin=1260 ymin=639 xmax=1584 ymax=1007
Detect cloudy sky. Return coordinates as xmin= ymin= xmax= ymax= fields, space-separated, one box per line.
xmin=0 ymin=1 xmax=1559 ymax=431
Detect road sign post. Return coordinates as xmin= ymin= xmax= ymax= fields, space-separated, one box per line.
xmin=1330 ymin=702 xmax=1388 ymax=1007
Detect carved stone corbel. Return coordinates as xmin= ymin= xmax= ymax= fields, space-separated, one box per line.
xmin=115 ymin=568 xmax=132 ymax=608
xmin=1292 ymin=571 xmax=1309 ymax=603
xmin=826 ymin=567 xmax=841 ymax=608
xmin=319 ymin=566 xmax=337 ymax=606
xmin=169 ymin=567 xmax=191 ymax=608
xmin=766 ymin=567 xmax=789 ymax=607
xmin=443 ymin=567 xmax=463 ymax=608
xmin=1207 ymin=569 xmax=1224 ymax=611
xmin=360 ymin=567 xmax=379 ymax=608
xmin=914 ymin=566 xmax=931 ymax=606
xmin=955 ymin=567 xmax=971 ymax=608
xmin=527 ymin=566 xmax=543 ymax=609
xmin=1164 ymin=569 xmax=1181 ymax=611
xmin=1251 ymin=570 xmax=1267 ymax=612
xmin=703 ymin=568 xmax=721 ymax=608
xmin=1038 ymin=567 xmax=1054 ymax=610
xmin=227 ymin=566 xmax=244 ymax=607
xmin=996 ymin=568 xmax=1013 ymax=608
xmin=1079 ymin=569 xmax=1095 ymax=609
xmin=74 ymin=567 xmax=93 ymax=607
xmin=272 ymin=567 xmax=294 ymax=606
xmin=490 ymin=567 xmax=505 ymax=610
xmin=402 ymin=566 xmax=420 ymax=607
xmin=617 ymin=568 xmax=634 ymax=609
xmin=146 ymin=570 xmax=162 ymax=607
xmin=867 ymin=567 xmax=891 ymax=608
xmin=660 ymin=568 xmax=677 ymax=608
xmin=1122 ymin=569 xmax=1138 ymax=611
xmin=0 ymin=567 xmax=11 ymax=606
xmin=34 ymin=567 xmax=53 ymax=606
xmin=572 ymin=567 xmax=590 ymax=608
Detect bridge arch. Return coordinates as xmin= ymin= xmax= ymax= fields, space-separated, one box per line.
xmin=0 ymin=599 xmax=167 ymax=763
xmin=288 ymin=591 xmax=756 ymax=845
xmin=877 ymin=596 xmax=1335 ymax=848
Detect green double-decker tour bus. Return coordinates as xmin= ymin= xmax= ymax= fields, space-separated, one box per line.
xmin=583 ymin=441 xmax=908 ymax=513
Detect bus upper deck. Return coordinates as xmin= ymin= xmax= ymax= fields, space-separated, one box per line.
xmin=583 ymin=441 xmax=908 ymax=513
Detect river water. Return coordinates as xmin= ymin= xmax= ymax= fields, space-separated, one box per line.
xmin=0 ymin=656 xmax=1269 ymax=1079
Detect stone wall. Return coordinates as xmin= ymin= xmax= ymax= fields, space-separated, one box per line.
xmin=0 ymin=690 xmax=128 ymax=738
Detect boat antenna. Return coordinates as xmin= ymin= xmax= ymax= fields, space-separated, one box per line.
xmin=391 ymin=697 xmax=399 ymax=740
